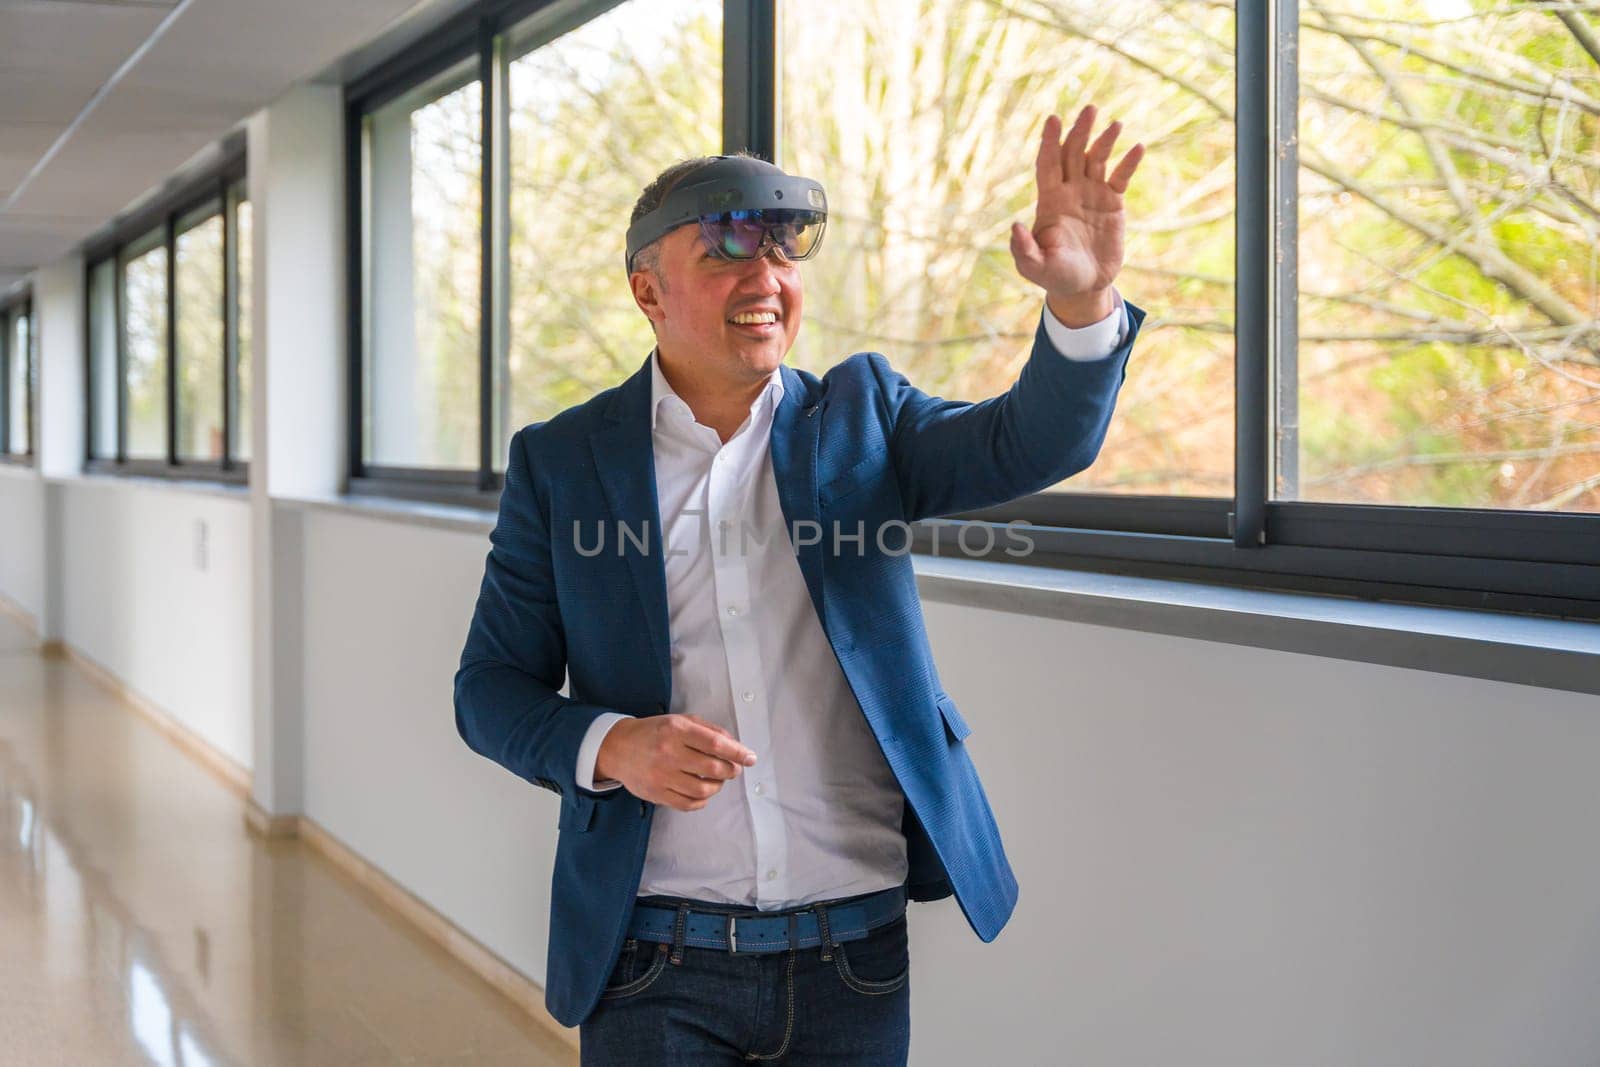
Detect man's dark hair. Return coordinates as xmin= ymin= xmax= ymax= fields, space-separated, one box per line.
xmin=627 ymin=149 xmax=766 ymax=291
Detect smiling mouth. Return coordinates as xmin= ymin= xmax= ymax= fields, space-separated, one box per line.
xmin=728 ymin=317 xmax=781 ymax=334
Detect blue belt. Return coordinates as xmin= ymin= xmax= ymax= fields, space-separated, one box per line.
xmin=625 ymin=884 xmax=906 ymax=955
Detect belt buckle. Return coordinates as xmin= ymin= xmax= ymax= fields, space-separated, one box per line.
xmin=726 ymin=914 xmax=739 ymax=954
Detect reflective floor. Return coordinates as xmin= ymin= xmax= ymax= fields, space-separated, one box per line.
xmin=0 ymin=611 xmax=574 ymax=1066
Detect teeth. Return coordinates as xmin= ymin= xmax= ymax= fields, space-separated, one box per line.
xmin=729 ymin=312 xmax=778 ymax=325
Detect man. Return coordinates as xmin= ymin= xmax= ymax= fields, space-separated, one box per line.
xmin=454 ymin=104 xmax=1146 ymax=1063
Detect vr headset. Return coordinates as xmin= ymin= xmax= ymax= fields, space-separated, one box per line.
xmin=625 ymin=155 xmax=828 ymax=274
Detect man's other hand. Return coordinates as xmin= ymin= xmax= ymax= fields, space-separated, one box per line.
xmin=596 ymin=713 xmax=758 ymax=812
xmin=1011 ymin=104 xmax=1144 ymax=326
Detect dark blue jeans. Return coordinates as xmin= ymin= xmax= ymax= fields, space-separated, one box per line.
xmin=579 ymin=888 xmax=911 ymax=1065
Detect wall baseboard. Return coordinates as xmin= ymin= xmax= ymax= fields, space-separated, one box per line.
xmin=242 ymin=799 xmax=300 ymax=839
xmin=58 ymin=643 xmax=252 ymax=799
xmin=14 ymin=624 xmax=580 ymax=1057
xmin=0 ymin=590 xmax=40 ymax=637
xmin=292 ymin=815 xmax=580 ymax=1053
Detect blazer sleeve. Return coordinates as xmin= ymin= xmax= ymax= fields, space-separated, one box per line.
xmin=868 ymin=296 xmax=1146 ymax=523
xmin=453 ymin=424 xmax=622 ymax=802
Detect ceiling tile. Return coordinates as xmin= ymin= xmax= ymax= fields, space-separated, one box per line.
xmin=0 ymin=0 xmax=445 ymax=274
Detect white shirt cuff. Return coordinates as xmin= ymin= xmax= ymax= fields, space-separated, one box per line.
xmin=1041 ymin=288 xmax=1127 ymax=361
xmin=575 ymin=712 xmax=633 ymax=792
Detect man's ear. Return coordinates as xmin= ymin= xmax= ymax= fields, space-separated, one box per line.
xmin=631 ymin=268 xmax=663 ymax=330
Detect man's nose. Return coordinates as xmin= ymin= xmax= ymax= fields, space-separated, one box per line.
xmin=738 ymin=246 xmax=788 ymax=286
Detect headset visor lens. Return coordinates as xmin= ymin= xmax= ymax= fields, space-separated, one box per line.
xmin=698 ymin=209 xmax=825 ymax=261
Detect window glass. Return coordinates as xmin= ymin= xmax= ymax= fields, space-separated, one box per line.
xmin=124 ymin=237 xmax=169 ymax=461
xmin=6 ymin=309 xmax=27 ymax=453
xmin=176 ymin=209 xmax=224 ymax=462
xmin=1289 ymin=2 xmax=1600 ymax=512
xmin=235 ymin=195 xmax=253 ymax=463
xmin=781 ymin=0 xmax=1236 ymax=497
xmin=499 ymin=0 xmax=722 ymax=467
xmin=365 ymin=59 xmax=482 ymax=470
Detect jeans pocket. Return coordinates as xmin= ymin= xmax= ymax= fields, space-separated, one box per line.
xmin=832 ymin=915 xmax=909 ymax=995
xmin=600 ymin=938 xmax=669 ymax=1001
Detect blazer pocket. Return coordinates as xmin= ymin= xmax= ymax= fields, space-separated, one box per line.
xmin=936 ymin=693 xmax=972 ymax=744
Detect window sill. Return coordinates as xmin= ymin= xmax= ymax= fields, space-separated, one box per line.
xmin=275 ymin=489 xmax=495 ymax=536
xmin=51 ymin=470 xmax=250 ymax=501
xmin=913 ymin=553 xmax=1600 ymax=699
xmin=267 ymin=487 xmax=1600 ymax=698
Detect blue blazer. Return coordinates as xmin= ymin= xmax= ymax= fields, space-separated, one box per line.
xmin=455 ymin=299 xmax=1146 ymax=1027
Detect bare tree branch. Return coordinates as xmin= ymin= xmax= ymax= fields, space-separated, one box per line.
xmin=1555 ymin=9 xmax=1600 ymax=68
xmin=1305 ymin=441 xmax=1600 ymax=486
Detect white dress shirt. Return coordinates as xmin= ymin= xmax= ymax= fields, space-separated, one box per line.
xmin=574 ymin=293 xmax=1128 ymax=909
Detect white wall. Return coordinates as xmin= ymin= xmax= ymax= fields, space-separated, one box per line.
xmin=55 ymin=479 xmax=254 ymax=770
xmin=246 ymin=83 xmax=346 ymax=818
xmin=296 ymin=508 xmax=556 ymax=984
xmin=32 ymin=256 xmax=85 ymax=644
xmin=921 ymin=599 xmax=1600 ymax=1066
xmin=253 ymin=83 xmax=344 ymax=502
xmin=0 ymin=468 xmax=46 ymax=622
xmin=35 ymin=256 xmax=83 ymax=481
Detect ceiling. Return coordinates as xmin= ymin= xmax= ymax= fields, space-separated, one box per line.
xmin=0 ymin=0 xmax=471 ymax=297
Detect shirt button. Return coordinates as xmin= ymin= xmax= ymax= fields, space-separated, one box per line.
xmin=741 ymin=690 xmax=754 ymax=702
xmin=765 ymin=868 xmax=777 ymax=882
xmin=754 ymin=782 xmax=765 ymax=796
xmin=726 ymin=605 xmax=740 ymax=617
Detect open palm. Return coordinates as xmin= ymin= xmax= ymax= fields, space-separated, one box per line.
xmin=1011 ymin=106 xmax=1143 ymax=298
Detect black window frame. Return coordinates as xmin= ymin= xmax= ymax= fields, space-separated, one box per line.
xmin=346 ymin=0 xmax=749 ymax=507
xmin=83 ymin=136 xmax=249 ymax=486
xmin=0 ymin=287 xmax=36 ymax=466
xmin=345 ymin=0 xmax=1600 ymax=621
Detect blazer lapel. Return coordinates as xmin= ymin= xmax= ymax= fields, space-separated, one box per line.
xmin=770 ymin=363 xmax=827 ymax=622
xmin=589 ymin=354 xmax=672 ymax=698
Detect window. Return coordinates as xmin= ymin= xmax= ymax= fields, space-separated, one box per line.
xmin=84 ymin=142 xmax=248 ymax=479
xmin=926 ymin=0 xmax=1600 ymax=615
xmin=346 ymin=0 xmax=1598 ymax=617
xmin=781 ymin=1 xmax=1235 ymax=499
xmin=362 ymin=57 xmax=483 ymax=471
xmin=123 ymin=229 xmax=169 ymax=461
xmin=231 ymin=184 xmax=252 ymax=463
xmin=176 ymin=204 xmax=224 ymax=462
xmin=1287 ymin=3 xmax=1599 ymax=515
xmin=0 ymin=292 xmax=34 ymax=462
xmin=499 ymin=0 xmax=722 ymax=465
xmin=349 ymin=0 xmax=722 ymax=494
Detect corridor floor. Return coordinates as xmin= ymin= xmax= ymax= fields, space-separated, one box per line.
xmin=0 ymin=608 xmax=575 ymax=1066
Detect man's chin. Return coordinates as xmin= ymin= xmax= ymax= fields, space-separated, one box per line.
xmin=727 ymin=335 xmax=791 ymax=367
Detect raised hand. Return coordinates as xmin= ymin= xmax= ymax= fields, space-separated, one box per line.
xmin=1010 ymin=105 xmax=1143 ymax=325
